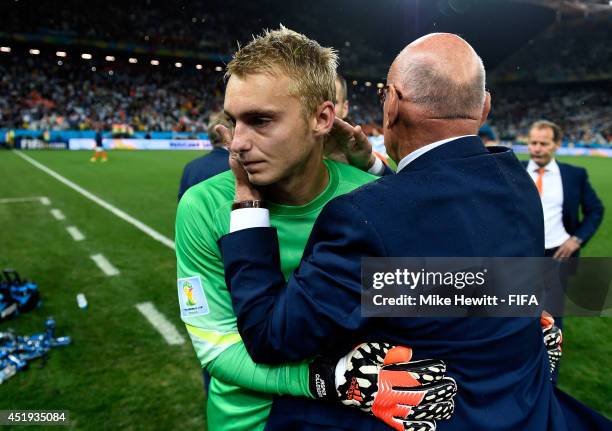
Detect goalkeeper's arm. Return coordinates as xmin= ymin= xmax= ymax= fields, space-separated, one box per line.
xmin=205 ymin=340 xmax=313 ymax=397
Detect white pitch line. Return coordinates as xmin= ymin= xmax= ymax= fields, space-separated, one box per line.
xmin=50 ymin=208 xmax=66 ymax=220
xmin=13 ymin=151 xmax=175 ymax=250
xmin=90 ymin=253 xmax=120 ymax=276
xmin=0 ymin=196 xmax=48 ymax=204
xmin=136 ymin=302 xmax=185 ymax=345
xmin=40 ymin=197 xmax=51 ymax=205
xmin=66 ymin=226 xmax=85 ymax=241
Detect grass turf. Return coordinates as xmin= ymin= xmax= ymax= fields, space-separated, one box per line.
xmin=0 ymin=149 xmax=610 ymax=429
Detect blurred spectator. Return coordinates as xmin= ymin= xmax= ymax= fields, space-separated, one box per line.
xmin=334 ymin=74 xmax=349 ymax=120
xmin=177 ymin=111 xmax=232 ymax=200
xmin=478 ymin=125 xmax=498 ymax=147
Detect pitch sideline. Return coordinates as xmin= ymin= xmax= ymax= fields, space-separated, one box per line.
xmin=136 ymin=302 xmax=186 ymax=345
xmin=13 ymin=150 xmax=176 ymax=250
xmin=13 ymin=151 xmax=184 ymax=346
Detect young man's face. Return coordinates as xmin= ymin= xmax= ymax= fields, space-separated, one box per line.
xmin=528 ymin=126 xmax=559 ymax=167
xmin=224 ymin=72 xmax=319 ymax=186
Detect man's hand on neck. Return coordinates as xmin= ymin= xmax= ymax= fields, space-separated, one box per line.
xmin=324 ymin=118 xmax=376 ymax=171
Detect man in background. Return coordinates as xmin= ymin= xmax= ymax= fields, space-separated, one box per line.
xmin=524 ymin=120 xmax=605 ymax=384
xmin=328 ymin=73 xmax=389 ymax=165
xmin=326 ymin=74 xmax=351 ymax=164
xmin=525 ymin=120 xmax=604 ymax=260
xmin=478 ymin=125 xmax=497 ymax=147
xmin=177 ymin=111 xmax=232 ymax=200
xmin=334 ymin=74 xmax=349 ymax=120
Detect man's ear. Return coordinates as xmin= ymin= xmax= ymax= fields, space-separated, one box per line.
xmin=386 ymin=87 xmax=400 ymax=129
xmin=480 ymin=91 xmax=491 ymax=127
xmin=313 ymin=101 xmax=336 ymax=138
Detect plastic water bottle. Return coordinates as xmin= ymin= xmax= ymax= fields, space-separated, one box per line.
xmin=76 ymin=293 xmax=88 ymax=309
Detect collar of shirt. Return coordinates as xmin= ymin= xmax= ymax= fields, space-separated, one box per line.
xmin=396 ymin=135 xmax=477 ymax=173
xmin=527 ymin=158 xmax=559 ymax=175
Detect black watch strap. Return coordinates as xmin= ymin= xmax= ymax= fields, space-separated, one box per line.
xmin=231 ymin=200 xmax=267 ymax=211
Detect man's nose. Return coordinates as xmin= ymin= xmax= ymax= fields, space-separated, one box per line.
xmin=229 ymin=123 xmax=251 ymax=153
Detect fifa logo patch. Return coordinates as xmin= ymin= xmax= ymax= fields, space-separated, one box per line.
xmin=177 ymin=276 xmax=209 ymax=317
xmin=183 ymin=281 xmax=197 ymax=306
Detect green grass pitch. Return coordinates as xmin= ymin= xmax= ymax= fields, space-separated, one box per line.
xmin=0 ymin=149 xmax=610 ymax=429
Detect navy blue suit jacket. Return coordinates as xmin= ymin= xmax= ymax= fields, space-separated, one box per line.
xmin=522 ymin=160 xmax=604 ymax=247
xmin=220 ymin=137 xmax=610 ymax=430
xmin=178 ymin=147 xmax=229 ymax=200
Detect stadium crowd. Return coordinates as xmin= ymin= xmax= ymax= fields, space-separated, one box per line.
xmin=2 ymin=53 xmax=609 ymax=146
xmin=0 ymin=55 xmax=225 ymax=133
xmin=488 ymin=83 xmax=612 ymax=146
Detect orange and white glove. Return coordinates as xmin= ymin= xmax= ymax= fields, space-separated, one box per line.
xmin=310 ymin=343 xmax=456 ymax=431
xmin=541 ymin=312 xmax=563 ymax=377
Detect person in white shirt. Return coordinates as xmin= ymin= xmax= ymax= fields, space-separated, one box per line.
xmin=525 ymin=120 xmax=604 ymax=385
xmin=525 ymin=120 xmax=604 ymax=259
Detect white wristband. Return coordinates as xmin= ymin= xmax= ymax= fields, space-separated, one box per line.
xmin=367 ymin=156 xmax=386 ymax=176
xmin=229 ymin=208 xmax=271 ymax=232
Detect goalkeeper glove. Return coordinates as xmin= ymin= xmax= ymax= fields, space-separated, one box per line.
xmin=310 ymin=342 xmax=456 ymax=431
xmin=540 ymin=311 xmax=562 ymax=377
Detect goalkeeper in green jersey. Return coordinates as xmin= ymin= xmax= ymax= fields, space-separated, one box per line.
xmin=175 ymin=27 xmax=456 ymax=431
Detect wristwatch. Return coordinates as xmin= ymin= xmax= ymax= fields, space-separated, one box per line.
xmin=231 ymin=200 xmax=267 ymax=211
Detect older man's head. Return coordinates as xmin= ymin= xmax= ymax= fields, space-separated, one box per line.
xmin=382 ymin=33 xmax=490 ymax=162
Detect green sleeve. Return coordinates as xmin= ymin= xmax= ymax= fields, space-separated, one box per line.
xmin=207 ymin=342 xmax=314 ymax=398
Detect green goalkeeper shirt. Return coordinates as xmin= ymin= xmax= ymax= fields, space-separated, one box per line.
xmin=175 ymin=159 xmax=376 ymax=430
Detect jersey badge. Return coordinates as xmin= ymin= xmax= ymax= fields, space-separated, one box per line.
xmin=178 ymin=276 xmax=209 ymax=317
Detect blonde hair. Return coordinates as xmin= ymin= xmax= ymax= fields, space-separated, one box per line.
xmin=226 ymin=26 xmax=338 ymax=116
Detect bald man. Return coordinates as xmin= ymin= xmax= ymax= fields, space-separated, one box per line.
xmin=219 ymin=33 xmax=611 ymax=430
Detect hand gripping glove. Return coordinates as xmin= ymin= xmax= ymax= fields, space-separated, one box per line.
xmin=540 ymin=311 xmax=562 ymax=377
xmin=309 ymin=343 xmax=457 ymax=431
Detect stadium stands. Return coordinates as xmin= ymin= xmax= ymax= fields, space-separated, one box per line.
xmin=0 ymin=55 xmax=224 ymax=133
xmin=492 ymin=18 xmax=611 ymax=84
xmin=487 ymin=16 xmax=611 ymax=147
xmin=0 ymin=1 xmax=609 ymax=146
xmin=489 ymin=83 xmax=612 ymax=147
